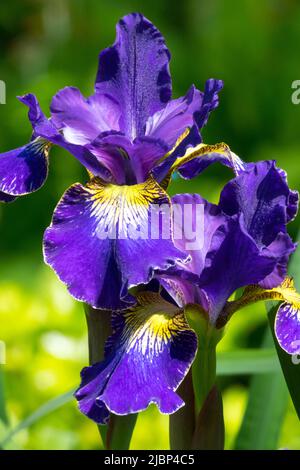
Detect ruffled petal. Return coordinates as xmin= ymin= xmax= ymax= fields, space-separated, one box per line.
xmin=50 ymin=87 xmax=121 ymax=145
xmin=219 ymin=160 xmax=298 ymax=287
xmin=199 ymin=214 xmax=282 ymax=322
xmin=145 ymin=85 xmax=202 ymax=147
xmin=0 ymin=139 xmax=50 ymax=195
xmin=155 ymin=193 xmax=229 ymax=307
xmin=19 ymin=93 xmax=114 ymax=181
xmin=75 ymin=292 xmax=197 ymax=423
xmin=95 ymin=13 xmax=172 ymax=139
xmin=43 ymin=177 xmax=187 ymax=309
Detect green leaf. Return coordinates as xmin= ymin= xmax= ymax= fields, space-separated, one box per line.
xmin=235 ymin=327 xmax=288 ymax=450
xmin=191 ymin=385 xmax=224 ymax=450
xmin=0 ymin=387 xmax=75 ymax=448
xmin=0 ymin=366 xmax=9 ymax=426
xmin=217 ymin=348 xmax=279 ymax=376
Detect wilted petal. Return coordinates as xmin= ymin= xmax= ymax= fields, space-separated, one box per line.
xmin=75 ymin=293 xmax=197 ymax=423
xmin=95 ymin=13 xmax=172 ymax=139
xmin=43 ymin=178 xmax=187 ymax=309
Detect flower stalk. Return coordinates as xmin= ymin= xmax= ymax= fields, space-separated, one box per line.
xmin=186 ymin=304 xmax=225 ymax=449
xmin=85 ymin=305 xmax=137 ymax=450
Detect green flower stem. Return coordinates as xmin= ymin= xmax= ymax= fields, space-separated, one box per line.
xmin=85 ymin=305 xmax=111 ymax=448
xmin=169 ymin=370 xmax=195 ymax=450
xmin=185 ymin=304 xmax=225 ymax=449
xmin=84 ymin=305 xmax=137 ymax=450
xmin=106 ymin=413 xmax=138 ymax=450
xmin=194 ymin=337 xmax=217 ymax=411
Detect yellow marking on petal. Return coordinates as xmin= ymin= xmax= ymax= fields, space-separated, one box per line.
xmin=85 ymin=176 xmax=170 ymax=237
xmin=122 ymin=292 xmax=190 ymax=357
xmin=32 ymin=137 xmax=52 ymax=159
xmin=169 ymin=142 xmax=230 ymax=173
xmin=218 ymin=277 xmax=300 ymax=327
xmin=159 ymin=141 xmax=239 ymax=189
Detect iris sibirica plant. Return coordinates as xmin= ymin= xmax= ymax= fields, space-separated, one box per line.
xmin=1 ymin=13 xmax=299 ymax=450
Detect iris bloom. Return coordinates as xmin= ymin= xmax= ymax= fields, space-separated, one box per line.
xmin=75 ymin=160 xmax=299 ymax=424
xmin=0 ymin=13 xmax=238 ymax=309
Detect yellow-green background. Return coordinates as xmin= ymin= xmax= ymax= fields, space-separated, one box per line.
xmin=0 ymin=0 xmax=299 ymax=449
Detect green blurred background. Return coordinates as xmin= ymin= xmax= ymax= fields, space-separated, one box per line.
xmin=0 ymin=0 xmax=300 ymax=449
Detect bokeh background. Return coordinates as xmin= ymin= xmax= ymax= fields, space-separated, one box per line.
xmin=0 ymin=0 xmax=300 ymax=449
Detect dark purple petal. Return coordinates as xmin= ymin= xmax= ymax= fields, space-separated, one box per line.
xmin=0 ymin=139 xmax=49 ymax=195
xmin=259 ymin=233 xmax=296 ymax=289
xmin=219 ymin=160 xmax=298 ymax=287
xmin=198 ymin=216 xmax=278 ymax=322
xmin=220 ymin=160 xmax=297 ymax=244
xmin=95 ymin=13 xmax=172 ymax=139
xmin=43 ymin=178 xmax=187 ymax=309
xmin=75 ymin=293 xmax=197 ymax=423
xmin=0 ymin=191 xmax=17 ymax=203
xmin=275 ymin=303 xmax=300 ymax=354
xmin=193 ymin=79 xmax=223 ymax=129
xmin=50 ymin=86 xmax=121 ymax=145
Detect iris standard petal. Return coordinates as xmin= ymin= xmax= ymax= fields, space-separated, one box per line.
xmin=50 ymin=86 xmax=121 ymax=145
xmin=145 ymin=86 xmax=202 ymax=147
xmin=75 ymin=292 xmax=197 ymax=423
xmin=0 ymin=139 xmax=50 ymax=196
xmin=95 ymin=13 xmax=172 ymax=140
xmin=43 ymin=177 xmax=187 ymax=310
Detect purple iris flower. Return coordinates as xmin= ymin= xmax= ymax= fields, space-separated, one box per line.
xmin=75 ymin=160 xmax=299 ymax=424
xmin=0 ymin=13 xmax=232 ymax=309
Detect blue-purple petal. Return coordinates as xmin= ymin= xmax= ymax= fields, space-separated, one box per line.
xmin=50 ymin=86 xmax=121 ymax=145
xmin=0 ymin=139 xmax=49 ymax=195
xmin=75 ymin=293 xmax=197 ymax=423
xmin=95 ymin=13 xmax=172 ymax=139
xmin=43 ymin=178 xmax=187 ymax=309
